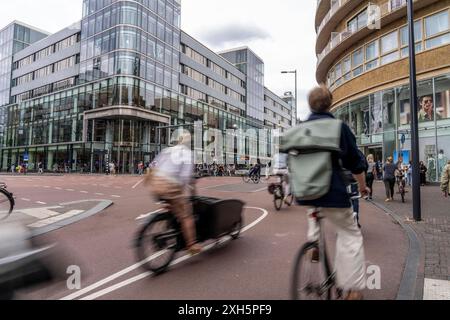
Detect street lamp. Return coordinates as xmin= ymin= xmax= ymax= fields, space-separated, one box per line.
xmin=281 ymin=70 xmax=298 ymax=125
xmin=407 ymin=0 xmax=421 ymax=222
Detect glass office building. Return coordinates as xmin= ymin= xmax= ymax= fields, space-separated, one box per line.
xmin=0 ymin=0 xmax=292 ymax=174
xmin=0 ymin=22 xmax=48 ymax=147
xmin=220 ymin=48 xmax=265 ymax=123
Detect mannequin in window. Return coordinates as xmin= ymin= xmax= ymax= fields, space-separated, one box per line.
xmin=438 ymin=150 xmax=448 ymax=180
xmin=427 ymin=154 xmax=436 ymax=183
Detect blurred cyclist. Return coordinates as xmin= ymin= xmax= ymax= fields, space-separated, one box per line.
xmin=249 ymin=159 xmax=262 ymax=178
xmin=273 ymin=152 xmax=291 ymax=205
xmin=144 ymin=133 xmax=202 ymax=255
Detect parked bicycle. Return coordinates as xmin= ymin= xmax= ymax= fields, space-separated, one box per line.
xmin=0 ymin=182 xmax=15 ymax=220
xmin=291 ymin=208 xmax=343 ymax=300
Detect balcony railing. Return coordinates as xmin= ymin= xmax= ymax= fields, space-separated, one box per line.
xmin=317 ymin=0 xmax=409 ymax=66
xmin=317 ymin=0 xmax=352 ymax=36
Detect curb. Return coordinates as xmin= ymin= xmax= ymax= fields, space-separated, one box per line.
xmin=30 ymin=200 xmax=114 ymax=238
xmin=368 ymin=199 xmax=423 ymax=300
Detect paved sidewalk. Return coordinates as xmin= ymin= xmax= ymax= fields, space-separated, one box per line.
xmin=371 ymin=180 xmax=450 ymax=300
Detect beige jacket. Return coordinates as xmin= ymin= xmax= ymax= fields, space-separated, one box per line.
xmin=441 ymin=163 xmax=450 ymax=193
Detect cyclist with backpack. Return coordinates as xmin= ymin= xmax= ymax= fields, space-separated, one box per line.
xmin=282 ymin=85 xmax=369 ymax=300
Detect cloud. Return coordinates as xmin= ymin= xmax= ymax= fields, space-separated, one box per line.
xmin=198 ymin=23 xmax=271 ymax=47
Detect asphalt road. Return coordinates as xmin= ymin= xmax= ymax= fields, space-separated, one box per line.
xmin=1 ymin=174 xmax=408 ymax=300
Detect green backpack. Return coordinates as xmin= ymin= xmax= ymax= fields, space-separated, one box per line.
xmin=280 ymin=119 xmax=342 ymax=201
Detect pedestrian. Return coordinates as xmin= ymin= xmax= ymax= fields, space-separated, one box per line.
xmin=406 ymin=161 xmax=412 ymax=186
xmin=383 ymin=156 xmax=397 ymax=202
xmin=38 ymin=161 xmax=43 ymax=174
xmin=376 ymin=160 xmax=382 ymax=180
xmin=420 ymin=161 xmax=428 ymax=186
xmin=109 ymin=162 xmax=116 ymax=176
xmin=282 ymin=85 xmax=369 ymax=300
xmin=366 ymin=154 xmax=376 ymax=200
xmin=138 ymin=161 xmax=144 ymax=175
xmin=440 ymin=160 xmax=450 ymax=198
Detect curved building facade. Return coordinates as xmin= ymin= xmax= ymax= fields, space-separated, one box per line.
xmin=316 ymin=0 xmax=450 ymax=182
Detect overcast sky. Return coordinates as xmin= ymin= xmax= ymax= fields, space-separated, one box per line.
xmin=0 ymin=0 xmax=317 ymax=119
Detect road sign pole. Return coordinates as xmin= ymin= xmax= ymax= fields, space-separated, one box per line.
xmin=407 ymin=0 xmax=422 ymax=221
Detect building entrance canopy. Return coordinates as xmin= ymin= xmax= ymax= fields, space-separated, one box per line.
xmin=82 ymin=106 xmax=170 ymax=142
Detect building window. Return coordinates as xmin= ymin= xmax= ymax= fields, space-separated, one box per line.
xmin=424 ymin=10 xmax=450 ymax=49
xmin=400 ymin=21 xmax=423 ymax=57
xmin=425 ymin=10 xmax=449 ymax=38
xmin=381 ymin=31 xmax=399 ymax=55
xmin=347 ymin=9 xmax=368 ymax=32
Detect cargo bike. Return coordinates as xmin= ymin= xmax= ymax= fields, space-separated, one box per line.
xmin=135 ymin=180 xmax=245 ymax=275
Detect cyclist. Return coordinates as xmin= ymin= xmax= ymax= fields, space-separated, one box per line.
xmin=273 ymin=152 xmax=291 ymax=205
xmin=144 ymin=133 xmax=202 ymax=256
xmin=249 ymin=159 xmax=262 ymax=179
xmin=295 ymin=85 xmax=369 ymax=300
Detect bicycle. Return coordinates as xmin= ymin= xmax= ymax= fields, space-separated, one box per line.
xmin=268 ymin=174 xmax=294 ymax=211
xmin=134 ymin=178 xmax=244 ymax=275
xmin=396 ymin=174 xmax=406 ymax=203
xmin=0 ymin=182 xmax=15 ymax=220
xmin=291 ymin=208 xmax=342 ymax=300
xmin=242 ymin=171 xmax=261 ymax=184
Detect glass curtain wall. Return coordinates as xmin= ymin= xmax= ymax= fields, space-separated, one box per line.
xmin=333 ymin=73 xmax=450 ymax=182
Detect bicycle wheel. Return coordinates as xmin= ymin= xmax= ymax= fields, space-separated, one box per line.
xmin=0 ymin=189 xmax=14 ymax=220
xmin=252 ymin=175 xmax=261 ymax=184
xmin=274 ymin=187 xmax=283 ymax=211
xmin=291 ymin=242 xmax=332 ymax=300
xmin=286 ymin=193 xmax=294 ymax=207
xmin=242 ymin=175 xmax=250 ymax=183
xmin=229 ymin=218 xmax=243 ymax=240
xmin=135 ymin=213 xmax=180 ymax=274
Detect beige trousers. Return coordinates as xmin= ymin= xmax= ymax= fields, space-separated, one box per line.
xmin=306 ymin=206 xmax=367 ymax=291
xmin=148 ymin=174 xmax=197 ymax=247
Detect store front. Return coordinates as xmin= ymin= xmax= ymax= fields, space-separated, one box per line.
xmin=333 ymin=73 xmax=450 ymax=182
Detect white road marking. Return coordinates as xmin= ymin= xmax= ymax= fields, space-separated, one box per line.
xmin=136 ymin=209 xmax=165 ymax=220
xmin=61 ymin=207 xmax=269 ymax=300
xmin=55 ymin=187 xmax=62 ymax=190
xmin=95 ymin=193 xmax=104 ymax=196
xmin=132 ymin=179 xmax=144 ymax=189
xmin=28 ymin=210 xmax=84 ymax=228
xmin=199 ymin=183 xmax=237 ymax=190
xmin=19 ymin=207 xmax=61 ymax=219
xmin=66 ymin=189 xmax=75 ymax=191
xmin=80 ymin=191 xmax=89 ymax=194
xmin=424 ymin=278 xmax=450 ymax=300
xmin=111 ymin=195 xmax=121 ymax=198
xmin=251 ymin=187 xmax=268 ymax=193
xmin=21 ymin=198 xmax=31 ymax=202
xmin=36 ymin=201 xmax=47 ymax=205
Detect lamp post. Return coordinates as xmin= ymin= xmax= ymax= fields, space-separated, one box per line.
xmin=407 ymin=0 xmax=421 ymax=221
xmin=281 ymin=70 xmax=298 ymax=125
